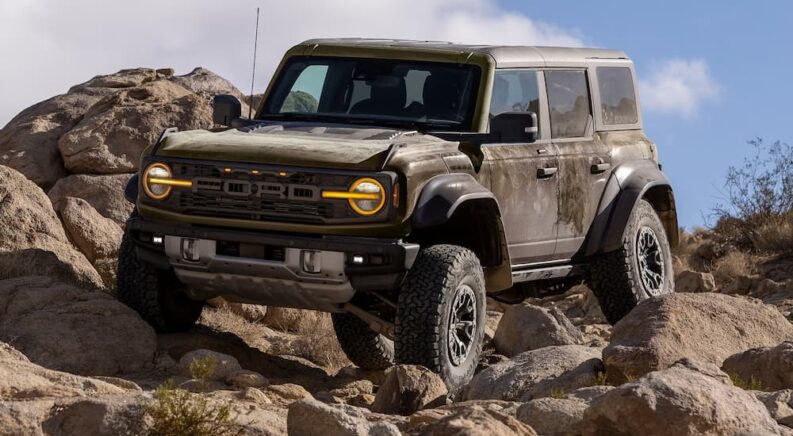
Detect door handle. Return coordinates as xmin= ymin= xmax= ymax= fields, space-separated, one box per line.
xmin=537 ymin=167 xmax=558 ymax=178
xmin=590 ymin=163 xmax=611 ymax=174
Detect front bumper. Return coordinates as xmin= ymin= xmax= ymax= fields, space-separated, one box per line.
xmin=127 ymin=215 xmax=419 ymax=312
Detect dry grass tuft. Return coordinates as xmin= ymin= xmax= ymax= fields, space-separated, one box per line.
xmin=268 ymin=312 xmax=351 ymax=372
xmin=752 ymin=212 xmax=793 ymax=254
xmin=712 ymin=251 xmax=756 ymax=286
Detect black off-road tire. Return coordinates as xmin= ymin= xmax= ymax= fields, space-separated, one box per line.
xmin=588 ymin=199 xmax=675 ymax=324
xmin=117 ymin=227 xmax=204 ymax=332
xmin=331 ymin=312 xmax=394 ymax=370
xmin=395 ymin=244 xmax=486 ymax=397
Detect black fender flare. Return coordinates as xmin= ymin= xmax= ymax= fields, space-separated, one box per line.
xmin=411 ymin=173 xmax=512 ymax=292
xmin=586 ymin=160 xmax=678 ymax=256
xmin=124 ymin=174 xmax=139 ymax=204
xmin=412 ymin=173 xmax=500 ymax=229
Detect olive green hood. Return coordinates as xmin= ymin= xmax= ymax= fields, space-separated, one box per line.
xmin=154 ymin=125 xmax=413 ymax=170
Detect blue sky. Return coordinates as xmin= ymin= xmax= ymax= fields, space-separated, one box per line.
xmin=2 ymin=0 xmax=789 ymax=228
xmin=500 ymin=0 xmax=792 ymax=227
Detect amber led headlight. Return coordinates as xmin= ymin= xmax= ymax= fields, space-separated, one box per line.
xmin=322 ymin=177 xmax=386 ymax=216
xmin=142 ymin=163 xmax=192 ymax=200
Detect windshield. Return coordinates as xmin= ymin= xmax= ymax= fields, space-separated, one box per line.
xmin=260 ymin=56 xmax=481 ymax=131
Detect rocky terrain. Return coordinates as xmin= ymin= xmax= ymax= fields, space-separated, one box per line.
xmin=1 ymin=68 xmax=792 ymax=435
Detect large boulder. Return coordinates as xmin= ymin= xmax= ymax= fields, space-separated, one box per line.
xmin=0 ymin=90 xmax=110 ymax=187
xmin=722 ymin=342 xmax=793 ymax=390
xmin=0 ymin=165 xmax=102 ymax=289
xmin=494 ymin=303 xmax=584 ymax=357
xmin=371 ymin=365 xmax=448 ymax=415
xmin=578 ymin=359 xmax=781 ymax=436
xmin=0 ymin=276 xmax=156 ymax=375
xmin=464 ymin=345 xmax=602 ymax=401
xmin=48 ymin=173 xmax=134 ymax=227
xmin=603 ymin=293 xmax=793 ymax=383
xmin=1 ymin=67 xmax=249 ymax=186
xmin=0 ymin=341 xmax=148 ymax=435
xmin=58 ymin=80 xmax=208 ymax=173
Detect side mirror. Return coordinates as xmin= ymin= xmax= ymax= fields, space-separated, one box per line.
xmin=490 ymin=111 xmax=538 ymax=143
xmin=212 ymin=94 xmax=242 ymax=126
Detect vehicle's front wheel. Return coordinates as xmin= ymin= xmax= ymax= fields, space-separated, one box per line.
xmin=395 ymin=244 xmax=486 ymax=397
xmin=117 ymin=227 xmax=204 ymax=332
xmin=331 ymin=312 xmax=394 ymax=370
xmin=588 ymin=199 xmax=674 ymax=324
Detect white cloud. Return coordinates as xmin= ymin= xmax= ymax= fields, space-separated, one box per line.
xmin=639 ymin=59 xmax=719 ymax=117
xmin=0 ymin=0 xmax=583 ymax=126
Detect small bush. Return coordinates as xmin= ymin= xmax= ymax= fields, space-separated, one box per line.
xmin=713 ymin=138 xmax=793 ymax=252
xmin=729 ymin=373 xmax=764 ymax=391
xmin=594 ymin=371 xmax=609 ymax=386
xmin=189 ymin=354 xmax=218 ymax=381
xmin=549 ymin=388 xmax=566 ymax=399
xmin=146 ymin=379 xmax=240 ymax=436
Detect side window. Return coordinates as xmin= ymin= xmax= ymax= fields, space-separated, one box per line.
xmin=490 ymin=70 xmax=541 ymax=127
xmin=280 ymin=65 xmax=328 ymax=113
xmin=598 ymin=67 xmax=638 ymax=125
xmin=545 ymin=70 xmax=592 ymax=139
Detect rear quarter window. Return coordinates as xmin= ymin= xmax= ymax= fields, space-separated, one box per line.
xmin=597 ymin=67 xmax=638 ymax=125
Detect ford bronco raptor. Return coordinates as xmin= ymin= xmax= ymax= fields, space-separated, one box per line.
xmin=119 ymin=39 xmax=678 ymax=394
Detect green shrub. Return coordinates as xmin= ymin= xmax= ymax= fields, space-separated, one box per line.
xmin=145 ymin=379 xmax=240 ymax=436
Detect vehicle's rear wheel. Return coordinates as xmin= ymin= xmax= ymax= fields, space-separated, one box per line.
xmin=117 ymin=226 xmax=204 ymax=332
xmin=332 ymin=312 xmax=394 ymax=370
xmin=588 ymin=199 xmax=674 ymax=324
xmin=395 ymin=244 xmax=486 ymax=397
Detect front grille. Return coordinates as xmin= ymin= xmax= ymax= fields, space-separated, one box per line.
xmin=160 ymin=161 xmax=367 ymax=224
xmin=177 ymin=191 xmax=334 ymax=223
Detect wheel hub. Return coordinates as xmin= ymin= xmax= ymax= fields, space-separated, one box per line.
xmin=636 ymin=226 xmax=665 ymax=296
xmin=447 ymin=284 xmax=477 ymax=366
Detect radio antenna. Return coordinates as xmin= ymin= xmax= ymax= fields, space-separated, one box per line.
xmin=248 ymin=7 xmax=260 ymax=119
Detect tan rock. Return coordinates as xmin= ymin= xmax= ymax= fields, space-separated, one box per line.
xmin=58 ymin=81 xmax=207 ymax=173
xmin=0 ymin=92 xmax=107 ymax=187
xmin=0 ymin=341 xmax=152 ymax=435
xmin=371 ymin=365 xmax=448 ymax=415
xmin=676 ymin=270 xmax=717 ymax=293
xmin=420 ymin=408 xmax=537 ymax=436
xmin=516 ymin=397 xmax=588 ymax=436
xmin=226 ymin=369 xmax=269 ymax=389
xmin=464 ymin=345 xmax=602 ymax=401
xmin=266 ymin=383 xmax=314 ymax=406
xmin=59 ymin=197 xmax=123 ymax=263
xmin=603 ymin=293 xmax=793 ymax=383
xmin=754 ymin=390 xmax=793 ymax=427
xmin=48 ymin=173 xmax=134 ymax=226
xmin=723 ymin=342 xmax=793 ymax=390
xmin=578 ymin=359 xmax=780 ymax=436
xmin=494 ymin=303 xmax=584 ymax=357
xmin=178 ymin=349 xmax=242 ymax=382
xmin=0 ymin=341 xmax=125 ymax=399
xmin=0 ymin=277 xmax=156 ymax=375
xmin=0 ymin=165 xmax=102 ymax=289
xmin=287 ymin=398 xmax=404 ymax=435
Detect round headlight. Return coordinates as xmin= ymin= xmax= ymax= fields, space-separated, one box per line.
xmin=348 ymin=178 xmax=385 ymax=216
xmin=143 ymin=163 xmax=173 ymax=200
